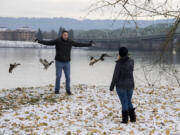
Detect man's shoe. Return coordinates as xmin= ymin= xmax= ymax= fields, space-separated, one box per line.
xmin=121 ymin=111 xmax=128 ymax=124
xmin=128 ymin=108 xmax=136 ymax=122
xmin=66 ymin=90 xmax=72 ymax=95
xmin=55 ymin=90 xmax=60 ymax=94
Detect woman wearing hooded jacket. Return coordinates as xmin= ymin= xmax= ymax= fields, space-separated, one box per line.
xmin=110 ymin=47 xmax=136 ymax=124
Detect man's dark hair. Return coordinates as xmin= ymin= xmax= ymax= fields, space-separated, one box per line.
xmin=119 ymin=47 xmax=128 ymax=57
xmin=62 ymin=30 xmax=68 ymax=34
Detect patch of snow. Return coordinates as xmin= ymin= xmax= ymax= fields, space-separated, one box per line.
xmin=0 ymin=40 xmax=54 ymax=48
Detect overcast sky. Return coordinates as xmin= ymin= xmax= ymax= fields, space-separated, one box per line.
xmin=0 ymin=0 xmax=177 ymax=20
xmin=0 ymin=0 xmax=107 ymax=19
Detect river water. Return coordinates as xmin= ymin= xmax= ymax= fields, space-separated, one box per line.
xmin=0 ymin=47 xmax=179 ymax=89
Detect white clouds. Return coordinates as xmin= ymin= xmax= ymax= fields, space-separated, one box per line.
xmin=0 ymin=0 xmax=100 ymax=19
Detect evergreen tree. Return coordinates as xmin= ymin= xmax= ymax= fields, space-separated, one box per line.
xmin=58 ymin=27 xmax=65 ymax=37
xmin=69 ymin=29 xmax=74 ymax=39
xmin=36 ymin=28 xmax=43 ymax=40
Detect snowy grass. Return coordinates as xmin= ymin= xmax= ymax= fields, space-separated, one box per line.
xmin=0 ymin=84 xmax=179 ymax=135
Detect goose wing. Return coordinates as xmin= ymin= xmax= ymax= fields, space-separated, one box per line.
xmin=49 ymin=61 xmax=54 ymax=65
xmin=100 ymin=53 xmax=112 ymax=61
xmin=15 ymin=63 xmax=21 ymax=66
xmin=40 ymin=59 xmax=46 ymax=65
xmin=9 ymin=64 xmax=14 ymax=73
xmin=89 ymin=58 xmax=99 ymax=66
xmin=44 ymin=59 xmax=49 ymax=65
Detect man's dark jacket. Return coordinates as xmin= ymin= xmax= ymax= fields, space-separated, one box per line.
xmin=110 ymin=56 xmax=134 ymax=91
xmin=38 ymin=38 xmax=91 ymax=62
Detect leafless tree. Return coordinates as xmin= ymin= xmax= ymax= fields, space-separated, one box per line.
xmin=88 ymin=0 xmax=180 ymax=20
xmin=88 ymin=0 xmax=180 ymax=87
xmin=88 ymin=0 xmax=180 ymax=45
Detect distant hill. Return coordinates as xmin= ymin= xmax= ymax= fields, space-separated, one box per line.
xmin=0 ymin=17 xmax=174 ymax=31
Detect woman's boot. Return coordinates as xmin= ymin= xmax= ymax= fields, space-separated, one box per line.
xmin=121 ymin=111 xmax=128 ymax=124
xmin=128 ymin=108 xmax=136 ymax=122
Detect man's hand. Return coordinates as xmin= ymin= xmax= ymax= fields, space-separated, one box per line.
xmin=34 ymin=38 xmax=39 ymax=42
xmin=89 ymin=40 xmax=96 ymax=46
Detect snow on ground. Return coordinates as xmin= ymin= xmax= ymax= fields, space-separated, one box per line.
xmin=0 ymin=84 xmax=179 ymax=135
xmin=0 ymin=40 xmax=53 ymax=48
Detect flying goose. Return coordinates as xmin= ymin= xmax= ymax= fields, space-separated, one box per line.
xmin=9 ymin=63 xmax=21 ymax=73
xmin=40 ymin=58 xmax=54 ymax=70
xmin=89 ymin=53 xmax=111 ymax=66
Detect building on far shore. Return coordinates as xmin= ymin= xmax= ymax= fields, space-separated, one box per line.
xmin=0 ymin=27 xmax=35 ymax=41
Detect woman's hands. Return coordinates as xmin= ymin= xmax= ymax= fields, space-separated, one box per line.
xmin=110 ymin=90 xmax=115 ymax=96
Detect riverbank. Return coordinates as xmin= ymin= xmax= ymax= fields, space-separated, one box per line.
xmin=0 ymin=40 xmax=95 ymax=49
xmin=0 ymin=84 xmax=179 ymax=135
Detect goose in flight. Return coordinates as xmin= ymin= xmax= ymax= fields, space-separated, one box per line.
xmin=40 ymin=58 xmax=54 ymax=70
xmin=9 ymin=63 xmax=21 ymax=73
xmin=89 ymin=53 xmax=111 ymax=66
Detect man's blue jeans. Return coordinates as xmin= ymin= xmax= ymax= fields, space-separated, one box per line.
xmin=116 ymin=88 xmax=134 ymax=111
xmin=55 ymin=61 xmax=70 ymax=92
